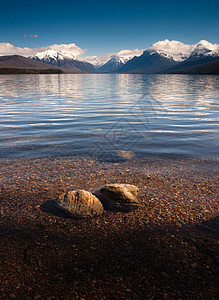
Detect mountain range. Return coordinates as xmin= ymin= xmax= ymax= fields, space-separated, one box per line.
xmin=112 ymin=40 xmax=219 ymax=74
xmin=0 ymin=39 xmax=219 ymax=74
xmin=0 ymin=55 xmax=71 ymax=74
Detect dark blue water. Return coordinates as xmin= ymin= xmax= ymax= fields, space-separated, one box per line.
xmin=0 ymin=74 xmax=219 ymax=159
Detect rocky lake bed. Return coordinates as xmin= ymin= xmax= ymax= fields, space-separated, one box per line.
xmin=0 ymin=155 xmax=218 ymax=299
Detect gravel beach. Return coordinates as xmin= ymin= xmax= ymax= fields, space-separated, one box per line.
xmin=0 ymin=156 xmax=218 ymax=299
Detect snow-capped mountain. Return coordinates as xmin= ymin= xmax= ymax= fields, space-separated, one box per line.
xmin=147 ymin=39 xmax=193 ymax=62
xmin=190 ymin=40 xmax=219 ymax=58
xmin=98 ymin=56 xmax=127 ymax=72
xmin=116 ymin=50 xmax=177 ymax=74
xmin=31 ymin=50 xmax=97 ymax=73
xmin=32 ymin=49 xmax=76 ymax=61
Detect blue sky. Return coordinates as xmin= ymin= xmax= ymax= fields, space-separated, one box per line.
xmin=0 ymin=0 xmax=219 ymax=55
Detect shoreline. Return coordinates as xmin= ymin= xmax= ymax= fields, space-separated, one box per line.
xmin=0 ymin=156 xmax=218 ymax=299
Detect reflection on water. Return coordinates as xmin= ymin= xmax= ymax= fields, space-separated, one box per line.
xmin=0 ymin=74 xmax=218 ymax=159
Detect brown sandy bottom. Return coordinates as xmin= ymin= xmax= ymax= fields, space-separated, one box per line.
xmin=0 ymin=155 xmax=218 ymax=300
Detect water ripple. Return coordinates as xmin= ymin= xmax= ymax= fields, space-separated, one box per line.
xmin=0 ymin=74 xmax=219 ymax=159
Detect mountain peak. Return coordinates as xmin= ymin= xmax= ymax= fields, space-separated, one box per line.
xmin=98 ymin=55 xmax=126 ymax=72
xmin=196 ymin=40 xmax=212 ymax=46
xmin=191 ymin=40 xmax=219 ymax=57
xmin=109 ymin=55 xmax=126 ymax=63
xmin=148 ymin=40 xmax=194 ymax=62
xmin=32 ymin=49 xmax=75 ymax=61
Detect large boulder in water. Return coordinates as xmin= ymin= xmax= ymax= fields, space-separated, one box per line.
xmin=95 ymin=184 xmax=139 ymax=212
xmin=56 ymin=190 xmax=104 ymax=218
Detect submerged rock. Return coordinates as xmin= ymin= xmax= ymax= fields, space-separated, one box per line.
xmin=56 ymin=190 xmax=104 ymax=218
xmin=117 ymin=150 xmax=135 ymax=160
xmin=95 ymin=184 xmax=139 ymax=212
xmin=94 ymin=150 xmax=135 ymax=163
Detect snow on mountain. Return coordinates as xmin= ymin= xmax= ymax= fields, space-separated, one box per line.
xmin=147 ymin=39 xmax=219 ymax=62
xmin=190 ymin=40 xmax=219 ymax=57
xmin=148 ymin=39 xmax=194 ymax=62
xmin=98 ymin=55 xmax=126 ymax=72
xmin=116 ymin=50 xmax=177 ymax=74
xmin=83 ymin=49 xmax=143 ymax=67
xmin=31 ymin=48 xmax=97 ymax=73
xmin=31 ymin=49 xmax=76 ymax=61
xmin=117 ymin=49 xmax=144 ymax=61
xmin=45 ymin=43 xmax=85 ymax=58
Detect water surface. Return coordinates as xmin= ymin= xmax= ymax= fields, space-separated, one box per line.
xmin=0 ymin=74 xmax=218 ymax=160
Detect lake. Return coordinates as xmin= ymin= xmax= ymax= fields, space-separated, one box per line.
xmin=0 ymin=74 xmax=219 ymax=160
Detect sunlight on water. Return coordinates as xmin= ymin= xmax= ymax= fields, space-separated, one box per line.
xmin=0 ymin=74 xmax=219 ymax=159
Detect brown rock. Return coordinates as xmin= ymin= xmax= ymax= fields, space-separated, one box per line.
xmin=57 ymin=190 xmax=104 ymax=218
xmin=95 ymin=184 xmax=139 ymax=212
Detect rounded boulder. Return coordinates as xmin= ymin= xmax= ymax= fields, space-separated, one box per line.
xmin=95 ymin=184 xmax=139 ymax=212
xmin=57 ymin=190 xmax=104 ymax=218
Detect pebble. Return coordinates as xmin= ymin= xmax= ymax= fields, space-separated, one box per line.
xmin=161 ymin=272 xmax=171 ymax=279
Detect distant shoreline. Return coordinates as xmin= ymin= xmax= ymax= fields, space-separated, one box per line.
xmin=1 ymin=70 xmax=219 ymax=75
xmin=0 ymin=68 xmax=65 ymax=74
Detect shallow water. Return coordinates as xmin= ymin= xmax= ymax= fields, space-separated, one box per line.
xmin=0 ymin=74 xmax=219 ymax=160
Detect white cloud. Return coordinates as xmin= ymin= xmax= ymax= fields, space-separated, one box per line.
xmin=0 ymin=42 xmax=36 ymax=57
xmin=0 ymin=42 xmax=86 ymax=58
xmin=117 ymin=49 xmax=143 ymax=60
